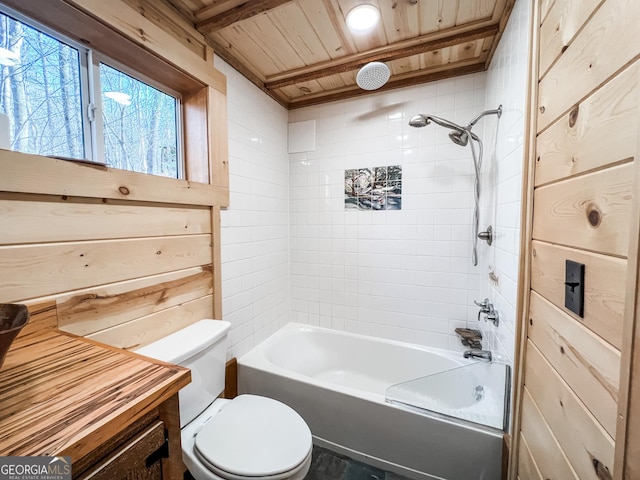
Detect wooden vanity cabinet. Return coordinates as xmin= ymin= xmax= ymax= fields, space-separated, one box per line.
xmin=73 ymin=409 xmax=166 ymax=480
xmin=75 ymin=420 xmax=165 ymax=480
xmin=72 ymin=395 xmax=185 ymax=480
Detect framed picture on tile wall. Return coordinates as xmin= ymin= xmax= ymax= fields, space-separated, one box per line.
xmin=345 ymin=165 xmax=402 ymax=211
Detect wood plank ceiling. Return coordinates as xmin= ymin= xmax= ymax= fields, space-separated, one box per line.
xmin=168 ymin=0 xmax=515 ymax=109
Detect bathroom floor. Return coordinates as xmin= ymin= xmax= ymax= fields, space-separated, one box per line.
xmin=184 ymin=445 xmax=412 ymax=480
xmin=304 ymin=446 xmax=411 ymax=480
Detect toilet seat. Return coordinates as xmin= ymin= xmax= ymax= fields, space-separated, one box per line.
xmin=193 ymin=395 xmax=312 ymax=480
xmin=197 ymin=452 xmax=312 ymax=480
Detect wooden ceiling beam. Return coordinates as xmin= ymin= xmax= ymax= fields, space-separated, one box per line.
xmin=194 ymin=0 xmax=248 ymax=22
xmin=264 ymin=23 xmax=499 ymax=90
xmin=196 ymin=0 xmax=293 ymax=34
xmin=287 ymin=62 xmax=487 ymax=109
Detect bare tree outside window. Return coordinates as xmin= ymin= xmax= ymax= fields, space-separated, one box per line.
xmin=101 ymin=64 xmax=178 ymax=178
xmin=0 ymin=12 xmax=83 ymax=158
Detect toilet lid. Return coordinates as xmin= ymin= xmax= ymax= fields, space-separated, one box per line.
xmin=194 ymin=395 xmax=312 ymax=478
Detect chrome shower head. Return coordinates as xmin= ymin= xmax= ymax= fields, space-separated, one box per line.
xmin=410 ymin=106 xmax=502 ymax=135
xmin=409 ymin=114 xmax=465 ymax=133
xmin=409 ymin=113 xmax=470 ymax=147
xmin=426 ymin=115 xmax=466 ymax=133
xmin=448 ymin=130 xmax=469 ymax=146
xmin=409 ymin=114 xmax=428 ymax=128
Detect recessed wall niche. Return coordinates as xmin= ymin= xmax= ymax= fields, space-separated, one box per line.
xmin=344 ymin=165 xmax=402 ymax=211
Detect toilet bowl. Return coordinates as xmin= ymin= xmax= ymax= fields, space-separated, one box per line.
xmin=182 ymin=396 xmax=312 ymax=480
xmin=135 ymin=320 xmax=312 ymax=480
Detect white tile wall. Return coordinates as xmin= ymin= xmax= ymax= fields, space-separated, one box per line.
xmin=215 ymin=56 xmax=291 ymax=360
xmin=479 ymin=0 xmax=532 ymax=366
xmin=288 ymin=75 xmax=490 ymax=350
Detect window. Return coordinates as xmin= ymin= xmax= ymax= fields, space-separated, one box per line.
xmin=0 ymin=12 xmax=84 ymax=158
xmin=99 ymin=62 xmax=180 ymax=177
xmin=0 ymin=7 xmax=182 ymax=178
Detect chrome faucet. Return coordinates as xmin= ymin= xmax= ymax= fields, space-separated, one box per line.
xmin=474 ymin=298 xmax=491 ymax=316
xmin=464 ymin=349 xmax=493 ymax=362
xmin=473 ymin=298 xmax=500 ymax=327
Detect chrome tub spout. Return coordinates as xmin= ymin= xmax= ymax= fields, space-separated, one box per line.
xmin=464 ymin=349 xmax=492 ymax=362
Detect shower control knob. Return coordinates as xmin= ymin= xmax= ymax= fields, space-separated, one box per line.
xmin=474 ymin=298 xmax=490 ymax=310
xmin=477 ymin=226 xmax=493 ymax=246
xmin=474 ymin=298 xmax=492 ymax=322
xmin=485 ymin=309 xmax=500 ymax=327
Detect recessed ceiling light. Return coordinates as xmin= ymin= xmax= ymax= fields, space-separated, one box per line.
xmin=346 ymin=5 xmax=380 ymax=32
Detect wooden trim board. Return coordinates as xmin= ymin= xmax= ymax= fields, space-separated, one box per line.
xmin=0 ymin=150 xmax=227 ymax=207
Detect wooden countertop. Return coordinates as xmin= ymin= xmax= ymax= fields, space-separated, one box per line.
xmin=0 ymin=301 xmax=190 ymax=462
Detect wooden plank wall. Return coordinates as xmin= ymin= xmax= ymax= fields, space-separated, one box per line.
xmin=0 ymin=0 xmax=228 ymax=351
xmin=516 ymin=0 xmax=640 ymax=478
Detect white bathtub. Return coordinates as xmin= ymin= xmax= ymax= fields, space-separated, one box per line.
xmin=238 ymin=323 xmax=508 ymax=480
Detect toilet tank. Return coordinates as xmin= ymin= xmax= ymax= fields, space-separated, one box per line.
xmin=135 ymin=320 xmax=230 ymax=428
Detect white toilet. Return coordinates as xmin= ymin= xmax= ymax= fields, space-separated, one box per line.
xmin=135 ymin=320 xmax=313 ymax=480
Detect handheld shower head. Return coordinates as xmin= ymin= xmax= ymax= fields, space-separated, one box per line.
xmin=409 ymin=106 xmax=502 ymax=136
xmin=427 ymin=115 xmax=465 ymax=133
xmin=409 ymin=114 xmax=429 ymax=128
xmin=409 ymin=114 xmax=466 ymax=134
